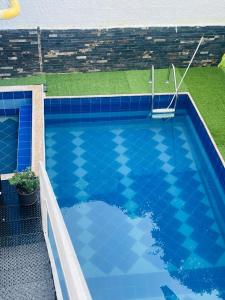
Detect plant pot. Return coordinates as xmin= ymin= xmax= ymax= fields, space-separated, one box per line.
xmin=17 ymin=188 xmax=39 ymax=206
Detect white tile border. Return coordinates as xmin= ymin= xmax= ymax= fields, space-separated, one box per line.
xmin=31 ymin=85 xmax=45 ymax=174
xmin=0 ymin=85 xmax=35 ymax=92
xmin=45 ymin=91 xmax=179 ymax=99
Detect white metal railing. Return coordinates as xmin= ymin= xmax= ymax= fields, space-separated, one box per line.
xmin=39 ymin=161 xmax=92 ymax=300
xmin=166 ymin=63 xmax=178 ymax=110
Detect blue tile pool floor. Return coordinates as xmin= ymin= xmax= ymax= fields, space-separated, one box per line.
xmin=0 ymin=116 xmax=18 ymax=174
xmin=45 ymin=112 xmax=225 ymax=300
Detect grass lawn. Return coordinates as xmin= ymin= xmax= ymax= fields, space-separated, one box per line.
xmin=0 ymin=66 xmax=224 ymax=158
xmin=0 ymin=74 xmax=46 ymax=87
xmin=45 ymin=69 xmax=187 ymax=96
xmin=181 ymin=67 xmax=225 ymax=159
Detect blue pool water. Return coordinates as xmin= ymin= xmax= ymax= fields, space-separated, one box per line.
xmin=45 ymin=107 xmax=225 ymax=299
xmin=0 ymin=116 xmax=18 ymax=174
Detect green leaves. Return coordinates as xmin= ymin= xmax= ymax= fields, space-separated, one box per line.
xmin=9 ymin=168 xmax=39 ymax=194
xmin=218 ymin=54 xmax=225 ymax=71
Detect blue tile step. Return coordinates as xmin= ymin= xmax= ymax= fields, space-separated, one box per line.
xmin=17 ymin=105 xmax=32 ymax=172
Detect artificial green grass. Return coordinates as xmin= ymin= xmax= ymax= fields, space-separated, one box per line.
xmin=0 ymin=69 xmax=186 ymax=96
xmin=45 ymin=69 xmax=187 ymax=96
xmin=181 ymin=67 xmax=225 ymax=158
xmin=0 ymin=74 xmax=46 ymax=86
xmin=46 ymin=71 xmax=131 ymax=96
xmin=0 ymin=66 xmax=224 ymax=159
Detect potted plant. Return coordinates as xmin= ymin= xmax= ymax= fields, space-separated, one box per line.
xmin=9 ymin=168 xmax=39 ymax=206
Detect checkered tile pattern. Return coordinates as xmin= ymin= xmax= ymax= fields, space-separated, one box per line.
xmin=46 ymin=116 xmax=225 ymax=300
xmin=0 ymin=117 xmax=18 ymax=174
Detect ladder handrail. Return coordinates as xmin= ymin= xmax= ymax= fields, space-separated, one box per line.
xmin=166 ymin=36 xmax=204 ymax=110
xmin=149 ymin=65 xmax=155 ymax=112
xmin=166 ymin=64 xmax=178 ymax=110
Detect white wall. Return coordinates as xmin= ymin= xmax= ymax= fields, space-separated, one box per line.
xmin=0 ymin=0 xmax=225 ymax=29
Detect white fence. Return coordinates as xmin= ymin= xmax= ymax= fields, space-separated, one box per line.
xmin=39 ymin=161 xmax=92 ymax=300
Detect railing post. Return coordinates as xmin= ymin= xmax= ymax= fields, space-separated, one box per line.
xmin=149 ymin=65 xmax=155 ymax=114
xmin=39 ymin=166 xmax=48 ymax=236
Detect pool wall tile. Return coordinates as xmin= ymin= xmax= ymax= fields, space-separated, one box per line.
xmin=0 ymin=108 xmax=18 ymax=115
xmin=91 ymin=98 xmax=101 ymax=113
xmin=45 ymin=94 xmax=153 ymax=115
xmin=0 ymin=91 xmax=32 ymax=115
xmin=187 ymin=96 xmax=225 ymax=196
xmin=44 ymin=94 xmax=187 ymax=115
xmin=17 ymin=105 xmax=32 ymax=172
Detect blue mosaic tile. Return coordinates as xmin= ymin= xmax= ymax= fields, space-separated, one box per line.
xmin=17 ymin=105 xmax=32 ymax=172
xmin=0 ymin=116 xmax=18 ymax=173
xmin=0 ymin=91 xmax=32 ymax=112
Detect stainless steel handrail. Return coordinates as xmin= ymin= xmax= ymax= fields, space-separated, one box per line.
xmin=167 ymin=36 xmax=204 ymax=110
xmin=166 ymin=64 xmax=178 ymax=110
xmin=149 ymin=65 xmax=155 ymax=113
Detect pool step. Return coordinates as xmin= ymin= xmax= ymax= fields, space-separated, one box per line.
xmin=152 ymin=108 xmax=175 ymax=119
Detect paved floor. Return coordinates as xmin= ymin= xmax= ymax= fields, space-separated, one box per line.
xmin=0 ymin=181 xmax=56 ymax=300
xmin=1 ymin=0 xmax=225 ymax=29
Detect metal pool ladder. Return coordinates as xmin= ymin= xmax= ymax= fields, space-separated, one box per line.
xmin=149 ymin=64 xmax=178 ymax=119
xmin=149 ymin=35 xmax=204 ymax=119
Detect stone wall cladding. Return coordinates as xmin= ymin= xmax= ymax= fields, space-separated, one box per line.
xmin=0 ymin=26 xmax=225 ymax=78
xmin=42 ymin=26 xmax=225 ymax=72
xmin=0 ymin=30 xmax=40 ymax=78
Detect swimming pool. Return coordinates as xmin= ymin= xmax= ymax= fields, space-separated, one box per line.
xmin=45 ymin=94 xmax=225 ymax=300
